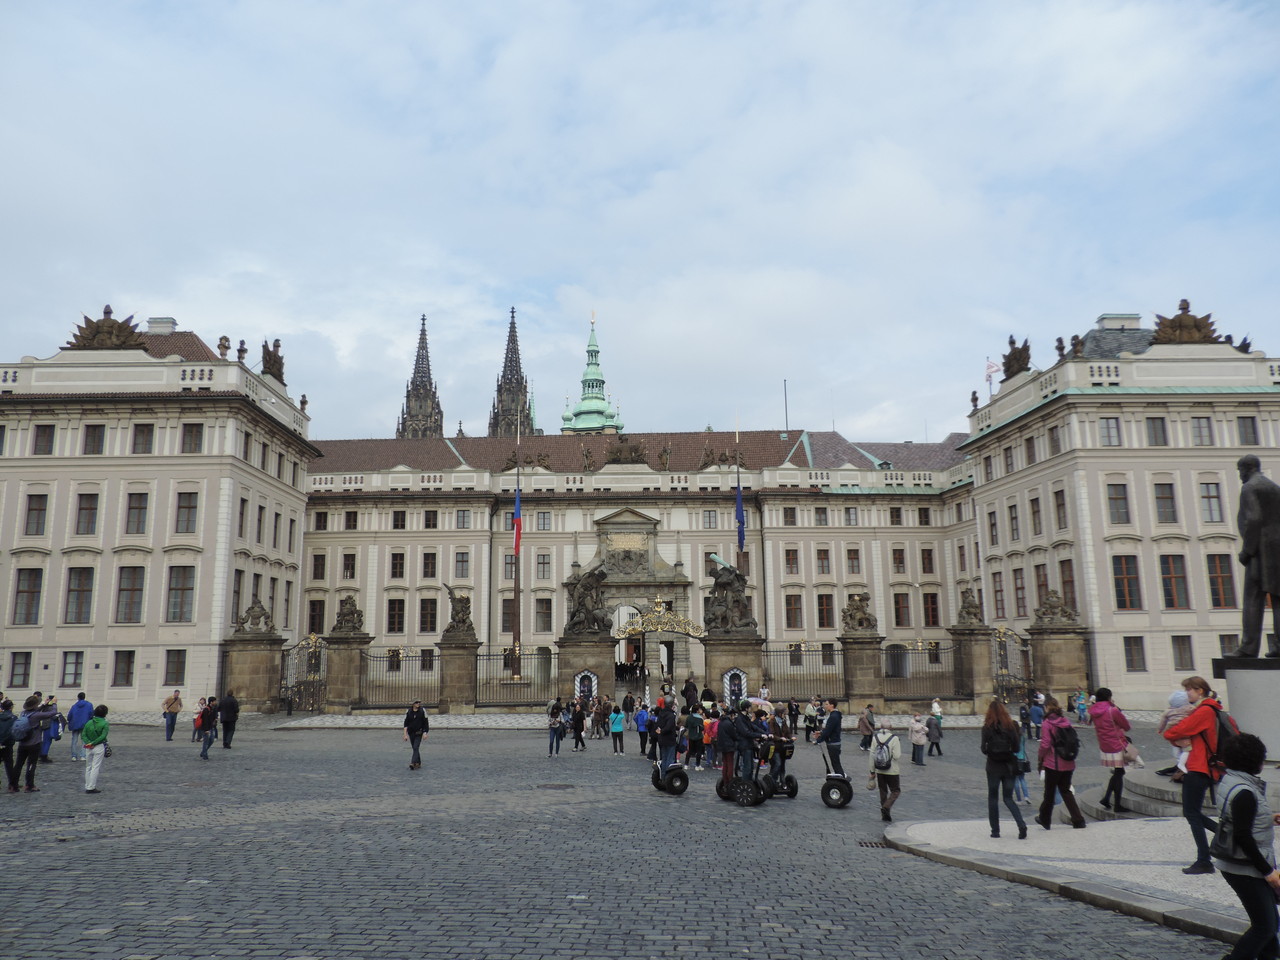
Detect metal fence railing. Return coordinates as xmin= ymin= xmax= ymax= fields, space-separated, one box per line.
xmin=882 ymin=643 xmax=963 ymax=700
xmin=359 ymin=649 xmax=441 ymax=708
xmin=760 ymin=643 xmax=846 ymax=702
xmin=475 ymin=648 xmax=558 ymax=708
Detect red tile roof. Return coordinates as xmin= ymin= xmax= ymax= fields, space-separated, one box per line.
xmin=139 ymin=332 xmax=219 ymax=362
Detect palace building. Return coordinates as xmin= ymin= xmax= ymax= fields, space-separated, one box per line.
xmin=0 ymin=301 xmax=1274 ymax=711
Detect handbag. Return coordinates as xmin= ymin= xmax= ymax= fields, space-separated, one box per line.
xmin=1017 ymin=756 xmax=1032 ymax=774
xmin=866 ymin=773 xmax=879 ymax=791
xmin=103 ymin=743 xmax=113 ymax=758
xmin=1122 ymin=737 xmax=1143 ymax=767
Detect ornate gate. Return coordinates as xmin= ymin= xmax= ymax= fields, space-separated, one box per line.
xmin=991 ymin=625 xmax=1034 ymax=704
xmin=280 ymin=633 xmax=328 ymax=713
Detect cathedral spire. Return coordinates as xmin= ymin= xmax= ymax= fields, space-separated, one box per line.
xmin=489 ymin=307 xmax=537 ymax=438
xmin=396 ymin=314 xmax=444 ymax=439
xmin=560 ymin=314 xmax=623 ymax=435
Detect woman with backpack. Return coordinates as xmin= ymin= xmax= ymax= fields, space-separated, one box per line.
xmin=869 ymin=720 xmax=902 ymax=822
xmin=1034 ymin=697 xmax=1087 ymax=830
xmin=980 ymin=699 xmax=1027 ymax=839
xmin=9 ymin=695 xmax=59 ymax=793
xmin=1088 ymin=687 xmax=1131 ymax=814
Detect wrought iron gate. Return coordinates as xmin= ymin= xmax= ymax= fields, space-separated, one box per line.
xmin=991 ymin=626 xmax=1033 ymax=704
xmin=280 ymin=633 xmax=328 ymax=713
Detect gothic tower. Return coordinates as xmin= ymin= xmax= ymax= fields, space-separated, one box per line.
xmin=488 ymin=307 xmax=537 ymax=437
xmin=396 ymin=315 xmax=444 ymax=439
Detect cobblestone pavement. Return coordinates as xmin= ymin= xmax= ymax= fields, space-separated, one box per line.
xmin=1 ymin=718 xmax=1226 ymax=960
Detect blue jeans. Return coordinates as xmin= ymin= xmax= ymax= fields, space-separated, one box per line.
xmin=986 ymin=766 xmax=1026 ymax=833
xmin=164 ymin=713 xmax=177 ymax=740
xmin=1181 ymin=771 xmax=1218 ymax=866
xmin=660 ymin=744 xmax=676 ymax=774
xmin=409 ymin=734 xmax=424 ymax=765
xmin=70 ymin=730 xmax=85 ymax=760
xmin=199 ymin=729 xmax=215 ymax=759
xmin=547 ymin=728 xmax=560 ymax=756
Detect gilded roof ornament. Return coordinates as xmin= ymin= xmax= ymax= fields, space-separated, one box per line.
xmin=1152 ymin=299 xmax=1220 ymax=344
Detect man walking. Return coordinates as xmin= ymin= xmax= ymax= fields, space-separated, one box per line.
xmin=66 ymin=692 xmax=94 ymax=761
xmin=162 ymin=689 xmax=183 ymax=741
xmin=622 ymin=691 xmax=636 ymax=730
xmin=198 ymin=697 xmax=218 ymax=760
xmin=815 ymin=698 xmax=845 ymax=776
xmin=219 ymin=690 xmax=241 ymax=748
xmin=402 ymin=700 xmax=430 ymax=770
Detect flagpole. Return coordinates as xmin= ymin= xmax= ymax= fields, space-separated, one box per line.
xmin=735 ymin=419 xmax=745 ymax=569
xmin=513 ymin=418 xmax=522 ymax=679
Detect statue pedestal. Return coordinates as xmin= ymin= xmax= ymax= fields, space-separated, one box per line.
xmin=702 ymin=632 xmax=764 ymax=704
xmin=437 ymin=634 xmax=481 ymax=714
xmin=947 ymin=624 xmax=995 ymax=713
xmin=838 ymin=633 xmax=884 ymax=711
xmin=1026 ymin=622 xmax=1091 ymax=703
xmin=556 ymin=634 xmax=616 ymax=700
xmin=220 ymin=631 xmax=287 ymax=713
xmin=1212 ymin=658 xmax=1280 ymax=760
xmin=321 ymin=632 xmax=373 ymax=713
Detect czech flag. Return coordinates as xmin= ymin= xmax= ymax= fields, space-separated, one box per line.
xmin=513 ymin=487 xmax=523 ymax=555
xmin=735 ymin=483 xmax=745 ymax=553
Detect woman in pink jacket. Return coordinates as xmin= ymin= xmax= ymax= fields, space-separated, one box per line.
xmin=1087 ymin=687 xmax=1131 ymax=813
xmin=1034 ymin=698 xmax=1087 ymax=830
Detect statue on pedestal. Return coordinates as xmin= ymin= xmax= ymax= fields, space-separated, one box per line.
xmin=565 ymin=567 xmax=612 ymax=634
xmin=704 ymin=563 xmax=756 ymax=632
xmin=442 ymin=585 xmax=475 ymax=639
xmin=1228 ymin=455 xmax=1280 ymax=657
xmin=1033 ymin=589 xmax=1077 ymax=626
xmin=840 ymin=592 xmax=878 ymax=633
xmin=233 ymin=596 xmax=275 ymax=634
xmin=956 ymin=587 xmax=983 ymax=626
xmin=331 ymin=595 xmax=365 ymax=634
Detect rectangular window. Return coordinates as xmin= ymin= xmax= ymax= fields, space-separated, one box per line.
xmin=423 ymin=552 xmax=437 ymax=578
xmin=276 ymin=453 xmax=285 ymax=479
xmin=1172 ymin=635 xmax=1195 ymax=672
xmin=1191 ymin=416 xmax=1214 ymax=446
xmin=112 ymin=650 xmax=136 ymax=686
xmin=132 ymin=423 xmax=154 ymax=454
xmin=313 ymin=511 xmax=329 ymax=531
xmin=342 ymin=554 xmax=356 ymax=579
xmin=1207 ymin=554 xmax=1237 ymax=609
xmin=1154 ymin=483 xmax=1177 ymax=523
xmin=115 ymin=566 xmax=144 ymax=622
xmin=238 ymin=499 xmax=249 ymax=538
xmin=24 ymin=494 xmax=48 ymax=536
xmin=504 ymin=555 xmax=517 ymax=580
xmin=61 ymin=651 xmax=85 ymax=687
xmin=1123 ymin=636 xmax=1147 ymax=672
xmin=456 ymin=509 xmax=471 ymax=529
xmin=175 ymin=492 xmax=199 ymax=534
xmin=784 ymin=549 xmax=799 ymax=576
xmin=844 ymin=507 xmax=858 ymax=526
xmin=163 ymin=649 xmax=187 ymax=686
xmin=288 ymin=518 xmax=296 ymax=553
xmin=1200 ymin=483 xmax=1224 ymax=523
xmin=423 ymin=510 xmax=438 ymax=529
xmin=957 ymin=544 xmax=967 ymax=572
xmin=890 ymin=507 xmax=903 ymax=526
xmin=181 ymin=423 xmax=204 ymax=453
xmin=1003 ymin=446 xmax=1015 ymax=473
xmin=892 ymin=548 xmax=906 ymax=574
xmin=260 ymin=441 xmax=269 ymax=470
xmin=847 ymin=548 xmax=861 ymax=575
xmin=1160 ymin=554 xmax=1190 ymax=609
xmin=65 ymin=567 xmax=94 ymax=623
xmin=535 ymin=598 xmax=553 ymax=633
xmin=166 ymin=566 xmax=195 ymax=622
xmin=503 ymin=511 xmax=514 ymax=532
xmin=1059 ymin=559 xmax=1076 ymax=612
xmin=814 ymin=507 xmax=828 ymax=527
xmin=392 ymin=510 xmax=407 ymax=530
xmin=308 ymin=599 xmax=326 ymax=635
xmin=893 ymin=592 xmax=911 ymax=627
xmin=9 ymin=651 xmax=32 ymax=688
xmin=1030 ymin=497 xmax=1042 ymax=536
xmin=33 ymin=424 xmax=56 ymax=455
xmin=1012 ymin=569 xmax=1027 ymax=618
xmin=1238 ymin=416 xmax=1260 ymax=446
xmin=419 ymin=598 xmax=438 ymax=633
xmin=783 ymin=507 xmax=797 ymax=526
xmin=1099 ymin=417 xmax=1122 ymax=446
xmin=816 ymin=549 xmax=831 ymax=575
xmin=992 ymin=571 xmax=1006 ymax=619
xmin=256 ymin=505 xmax=265 ymax=543
xmin=1112 ymin=555 xmax=1142 ymax=610
xmin=921 ymin=548 xmax=935 ymax=574
xmin=390 ymin=552 xmax=405 ymax=579
xmin=241 ymin=431 xmax=252 ymax=461
xmin=1220 ymin=635 xmax=1240 ymax=657
xmin=1034 ymin=563 xmax=1049 ymax=606
xmin=1107 ymin=484 xmax=1130 ymax=524
xmin=344 ymin=510 xmax=358 ymax=531
xmin=923 ymin=592 xmax=940 ymax=627
xmin=76 ymin=493 xmax=99 ymax=535
xmin=125 ymin=492 xmax=148 ymax=534
xmin=455 ymin=551 xmax=470 ymax=579
xmin=1048 ymin=426 xmax=1062 ymax=455
xmin=0 ymin=424 xmax=6 ymax=455
xmin=988 ymin=511 xmax=999 ymax=546
xmin=1146 ymin=417 xmax=1169 ymax=446
xmin=1054 ymin=489 xmax=1068 ymax=529
xmin=703 ymin=510 xmax=718 ymax=529
xmin=537 ymin=511 xmax=551 ymax=531
xmin=1008 ymin=505 xmax=1020 ymax=541
xmin=83 ymin=424 xmax=106 ymax=455
xmin=232 ymin=570 xmax=243 ymax=628
xmin=500 ymin=599 xmax=514 ymax=633
xmin=784 ymin=594 xmax=803 ymax=629
xmin=817 ymin=593 xmax=834 ymax=629
xmin=537 ymin=554 xmax=551 ymax=579
xmin=1023 ymin=437 xmax=1037 ymax=466
xmin=312 ymin=554 xmax=326 ymax=580
xmin=983 ymin=456 xmax=993 ymax=482
xmin=386 ymin=598 xmax=405 ymax=634
xmin=917 ymin=507 xmax=931 ymax=527
xmin=282 ymin=581 xmax=292 ymax=629
xmin=418 ymin=649 xmax=435 ymax=672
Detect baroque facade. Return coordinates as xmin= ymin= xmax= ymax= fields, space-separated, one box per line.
xmin=0 ymin=302 xmax=1275 ymax=711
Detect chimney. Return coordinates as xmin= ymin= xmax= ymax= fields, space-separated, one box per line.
xmin=147 ymin=317 xmax=177 ymax=335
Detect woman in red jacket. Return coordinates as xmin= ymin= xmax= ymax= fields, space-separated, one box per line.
xmin=1087 ymin=688 xmax=1131 ymax=813
xmin=1163 ymin=675 xmax=1226 ymax=875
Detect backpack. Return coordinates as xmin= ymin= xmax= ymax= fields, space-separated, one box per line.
xmin=1200 ymin=703 xmax=1239 ymax=778
xmin=9 ymin=714 xmax=31 ymax=744
xmin=0 ymin=714 xmax=15 ymax=746
xmin=194 ymin=711 xmax=204 ymax=731
xmin=686 ymin=715 xmax=704 ymax=741
xmin=872 ymin=736 xmax=893 ymax=771
xmin=1052 ymin=725 xmax=1081 ymax=762
xmin=985 ymin=726 xmax=1017 ymax=760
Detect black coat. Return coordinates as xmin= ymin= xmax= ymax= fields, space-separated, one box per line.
xmin=402 ymin=707 xmax=430 ymax=736
xmin=219 ymin=696 xmax=241 ymax=723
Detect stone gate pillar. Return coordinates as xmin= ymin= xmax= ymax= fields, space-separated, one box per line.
xmin=1026 ymin=622 xmax=1091 ymax=703
xmin=947 ymin=624 xmax=995 ymax=714
xmin=555 ymin=635 xmax=617 ymax=700
xmin=220 ymin=630 xmax=287 ymax=713
xmin=437 ymin=636 xmax=482 ymax=714
xmin=838 ymin=633 xmax=885 ymax=712
xmin=702 ymin=634 xmax=765 ymax=703
xmin=322 ymin=632 xmax=373 ymax=713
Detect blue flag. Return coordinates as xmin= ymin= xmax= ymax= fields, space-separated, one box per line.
xmin=735 ymin=483 xmax=745 ymax=553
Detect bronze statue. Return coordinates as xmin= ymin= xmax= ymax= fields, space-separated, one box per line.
xmin=1033 ymin=589 xmax=1077 ymax=626
xmin=1152 ymin=299 xmax=1220 ymax=344
xmin=261 ymin=338 xmax=286 ymax=383
xmin=566 ymin=567 xmax=612 ymax=634
xmin=581 ymin=445 xmax=597 ymax=472
xmin=1070 ymin=334 xmax=1084 ymax=357
xmin=1055 ymin=337 xmax=1066 ymax=361
xmin=233 ymin=595 xmax=275 ymax=634
xmin=1228 ymin=455 xmax=1280 ymax=657
xmin=704 ymin=562 xmax=756 ymax=632
xmin=1001 ymin=335 xmax=1031 ymax=380
xmin=840 ymin=592 xmax=877 ymax=633
xmin=442 ymin=585 xmax=474 ymax=638
xmin=970 ymin=390 xmax=979 ymax=411
xmin=332 ymin=595 xmax=365 ymax=634
xmin=65 ymin=305 xmax=147 ymax=350
xmin=956 ymin=587 xmax=983 ymax=626
xmin=236 ymin=339 xmax=248 ymax=362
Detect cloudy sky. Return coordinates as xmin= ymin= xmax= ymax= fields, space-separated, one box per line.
xmin=3 ymin=2 xmax=1277 ymax=442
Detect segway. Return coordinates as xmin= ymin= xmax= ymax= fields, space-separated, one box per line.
xmin=761 ymin=739 xmax=799 ymax=799
xmin=729 ymin=740 xmax=768 ymax=807
xmin=651 ymin=757 xmax=689 ymax=796
xmin=818 ymin=742 xmax=853 ymax=808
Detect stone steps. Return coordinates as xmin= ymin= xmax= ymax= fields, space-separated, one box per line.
xmin=1057 ymin=768 xmax=1279 ymax=824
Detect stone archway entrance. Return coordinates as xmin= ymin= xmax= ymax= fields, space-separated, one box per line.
xmin=616 ymin=596 xmax=706 ymax=702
